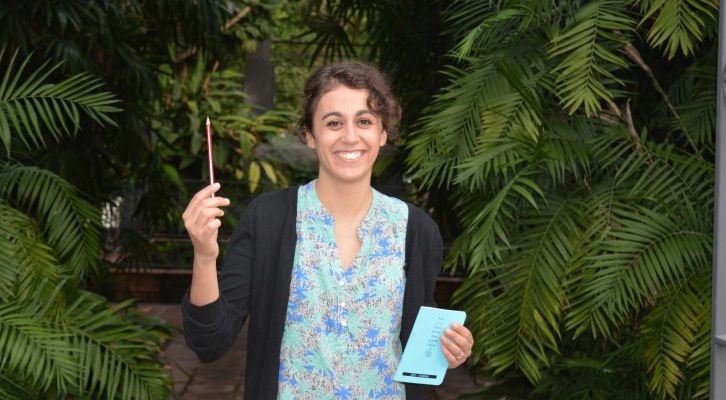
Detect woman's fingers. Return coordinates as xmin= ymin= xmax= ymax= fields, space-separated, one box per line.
xmin=182 ymin=183 xmax=231 ymax=259
xmin=196 ymin=182 xmax=222 ymax=200
xmin=440 ymin=323 xmax=474 ymax=368
xmin=184 ymin=184 xmax=225 ymax=217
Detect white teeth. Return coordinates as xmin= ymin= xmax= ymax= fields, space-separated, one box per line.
xmin=337 ymin=151 xmax=362 ymax=160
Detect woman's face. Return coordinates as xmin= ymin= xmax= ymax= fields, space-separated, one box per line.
xmin=306 ymin=85 xmax=387 ymax=186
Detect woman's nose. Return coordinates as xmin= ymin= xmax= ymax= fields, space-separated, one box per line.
xmin=341 ymin=124 xmax=358 ymax=142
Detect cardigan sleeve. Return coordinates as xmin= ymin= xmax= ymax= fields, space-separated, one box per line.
xmin=180 ymin=197 xmax=259 ymax=363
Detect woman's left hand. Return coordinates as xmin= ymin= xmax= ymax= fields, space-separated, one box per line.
xmin=440 ymin=323 xmax=474 ymax=368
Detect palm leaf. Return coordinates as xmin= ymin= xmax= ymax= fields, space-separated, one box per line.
xmin=641 ymin=269 xmax=710 ymax=399
xmin=0 ymin=163 xmax=101 ymax=280
xmin=455 ymin=195 xmax=586 ymax=383
xmin=451 ymin=166 xmax=545 ymax=270
xmin=407 ymin=51 xmax=545 ymax=189
xmin=452 ymin=7 xmax=528 ymax=60
xmin=0 ymin=47 xmax=120 ymax=156
xmin=537 ymin=117 xmax=596 ymax=185
xmin=296 ymin=0 xmax=380 ymax=63
xmin=0 ymin=302 xmax=77 ymax=393
xmin=0 ymin=200 xmax=61 ymax=304
xmin=453 ymin=136 xmax=529 ymax=192
xmin=638 ymin=0 xmax=719 ymax=59
xmin=566 ymin=200 xmax=711 ymax=339
xmin=548 ymin=0 xmax=636 ymax=116
xmin=0 ymin=374 xmax=34 ymax=400
xmin=667 ymin=61 xmax=716 ymax=148
xmin=64 ymin=292 xmax=172 ymax=400
xmin=406 ymin=61 xmax=493 ymax=188
xmin=404 ymin=0 xmax=716 ymax=396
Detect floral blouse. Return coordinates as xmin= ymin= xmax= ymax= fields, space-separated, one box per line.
xmin=277 ymin=181 xmax=408 ymax=399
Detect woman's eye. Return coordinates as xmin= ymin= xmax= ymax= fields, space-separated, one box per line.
xmin=326 ymin=121 xmax=342 ymax=127
xmin=359 ymin=119 xmax=372 ymax=125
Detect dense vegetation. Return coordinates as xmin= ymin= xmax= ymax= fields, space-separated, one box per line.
xmin=0 ymin=1 xmax=292 ymax=397
xmin=409 ymin=1 xmax=717 ymax=398
xmin=0 ymin=0 xmax=719 ymax=398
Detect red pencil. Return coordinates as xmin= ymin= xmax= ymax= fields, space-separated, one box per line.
xmin=206 ymin=116 xmax=215 ymax=197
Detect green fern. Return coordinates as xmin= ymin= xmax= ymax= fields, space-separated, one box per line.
xmin=549 ymin=0 xmax=636 ymax=116
xmin=0 ymin=164 xmax=102 ymax=280
xmin=0 ymin=48 xmax=172 ymax=399
xmin=638 ymin=0 xmax=719 ymax=59
xmin=405 ymin=0 xmax=716 ymax=398
xmin=0 ymin=303 xmax=77 ymax=393
xmin=0 ymin=48 xmax=120 ymax=155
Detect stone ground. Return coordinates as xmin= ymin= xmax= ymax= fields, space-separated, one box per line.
xmin=141 ymin=303 xmax=483 ymax=399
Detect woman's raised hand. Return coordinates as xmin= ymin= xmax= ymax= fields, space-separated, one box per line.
xmin=182 ymin=183 xmax=230 ymax=263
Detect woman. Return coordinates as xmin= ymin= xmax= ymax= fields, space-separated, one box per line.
xmin=181 ymin=62 xmax=474 ymax=399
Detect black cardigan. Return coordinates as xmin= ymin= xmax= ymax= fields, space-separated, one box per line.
xmin=181 ymin=187 xmax=442 ymax=399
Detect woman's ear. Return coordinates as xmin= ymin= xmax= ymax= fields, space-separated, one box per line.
xmin=379 ymin=130 xmax=388 ymax=147
xmin=305 ymin=130 xmax=316 ymax=149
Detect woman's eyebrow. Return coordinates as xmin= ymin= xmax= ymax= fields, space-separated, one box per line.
xmin=320 ymin=109 xmax=374 ymax=120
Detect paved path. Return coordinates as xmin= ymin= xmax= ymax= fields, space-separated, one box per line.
xmin=140 ymin=303 xmax=482 ymax=399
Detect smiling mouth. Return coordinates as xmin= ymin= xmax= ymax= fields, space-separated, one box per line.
xmin=336 ymin=151 xmax=363 ymax=160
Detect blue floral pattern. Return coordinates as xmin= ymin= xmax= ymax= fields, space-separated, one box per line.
xmin=278 ymin=181 xmax=408 ymax=399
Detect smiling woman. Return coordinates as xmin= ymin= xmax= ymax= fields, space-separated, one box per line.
xmin=305 ymin=86 xmax=388 ymax=217
xmin=180 ymin=61 xmax=474 ymax=400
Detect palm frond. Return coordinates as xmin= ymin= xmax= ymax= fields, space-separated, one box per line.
xmin=405 ymin=0 xmax=715 ymax=396
xmin=443 ymin=0 xmax=504 ymax=39
xmin=407 ymin=51 xmax=545 ymax=188
xmin=0 ymin=200 xmax=61 ymax=303
xmin=0 ymin=374 xmax=34 ymax=400
xmin=566 ymin=201 xmax=711 ymax=339
xmin=0 ymin=163 xmax=101 ymax=279
xmin=452 ymin=7 xmax=528 ymax=59
xmin=548 ymin=0 xmax=636 ymax=116
xmin=638 ymin=0 xmax=719 ymax=59
xmin=484 ymin=58 xmax=545 ymax=141
xmin=667 ymin=61 xmax=716 ymax=148
xmin=453 ymin=136 xmax=529 ymax=191
xmin=537 ymin=117 xmax=596 ymax=185
xmin=451 ymin=166 xmax=545 ymax=270
xmin=680 ymin=303 xmax=711 ymax=399
xmin=0 ymin=303 xmax=77 ymax=393
xmin=588 ymin=123 xmax=714 ymax=223
xmin=406 ymin=61 xmax=493 ymax=188
xmin=0 ymin=48 xmax=120 ymax=155
xmin=455 ymin=195 xmax=586 ymax=383
xmin=64 ymin=292 xmax=172 ymax=400
xmin=295 ymin=0 xmax=381 ymax=64
xmin=641 ymin=268 xmax=710 ymax=399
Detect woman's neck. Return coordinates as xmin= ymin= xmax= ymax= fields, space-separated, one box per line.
xmin=315 ymin=178 xmax=372 ymax=220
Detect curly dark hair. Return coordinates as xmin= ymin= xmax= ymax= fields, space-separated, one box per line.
xmin=295 ymin=61 xmax=401 ymax=143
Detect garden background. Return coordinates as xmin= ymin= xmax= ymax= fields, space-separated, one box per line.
xmin=0 ymin=0 xmax=719 ymax=399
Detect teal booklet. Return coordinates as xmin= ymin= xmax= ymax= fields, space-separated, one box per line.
xmin=394 ymin=306 xmax=467 ymax=385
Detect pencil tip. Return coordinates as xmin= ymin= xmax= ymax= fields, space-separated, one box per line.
xmin=206 ymin=116 xmax=210 ymax=125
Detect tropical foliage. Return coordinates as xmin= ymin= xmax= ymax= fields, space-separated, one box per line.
xmin=0 ymin=49 xmax=174 ymax=399
xmin=1 ymin=0 xmax=296 ymax=274
xmin=402 ymin=0 xmax=718 ymax=398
